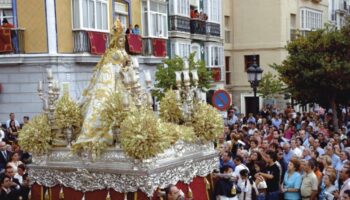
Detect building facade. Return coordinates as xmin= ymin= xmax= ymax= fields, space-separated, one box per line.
xmin=329 ymin=0 xmax=350 ymax=29
xmin=223 ymin=0 xmax=329 ymax=115
xmin=0 ymin=0 xmax=224 ymax=121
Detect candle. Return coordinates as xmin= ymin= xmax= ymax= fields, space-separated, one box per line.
xmin=175 ymin=71 xmax=182 ymax=84
xmin=183 ymin=70 xmax=190 ymax=82
xmin=43 ymin=99 xmax=49 ymax=110
xmin=122 ymin=93 xmax=129 ymax=108
xmin=176 ymin=90 xmax=181 ymax=101
xmin=38 ymin=81 xmax=43 ymax=91
xmin=184 ymin=60 xmax=189 ymax=70
xmin=191 ymin=70 xmax=198 ymax=82
xmin=147 ymin=93 xmax=153 ymax=105
xmin=144 ymin=71 xmax=151 ymax=83
xmin=47 ymin=68 xmax=53 ymax=78
xmin=132 ymin=57 xmax=139 ymax=69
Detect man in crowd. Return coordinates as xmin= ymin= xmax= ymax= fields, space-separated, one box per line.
xmin=6 ymin=113 xmax=20 ymax=129
xmin=300 ymin=159 xmax=318 ymax=200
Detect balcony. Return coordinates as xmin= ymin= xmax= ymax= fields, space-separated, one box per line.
xmin=207 ymin=22 xmax=221 ymax=37
xmin=141 ymin=37 xmax=167 ymax=57
xmin=73 ymin=30 xmax=109 ymax=54
xmin=190 ymin=19 xmax=206 ymax=35
xmin=169 ymin=15 xmax=190 ymax=33
xmin=0 ymin=28 xmax=25 ymax=54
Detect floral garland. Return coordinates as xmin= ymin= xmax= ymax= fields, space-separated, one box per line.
xmin=191 ymin=102 xmax=224 ymax=143
xmin=54 ymin=93 xmax=82 ymax=130
xmin=159 ymin=90 xmax=183 ymax=123
xmin=120 ymin=107 xmax=172 ymax=160
xmin=18 ymin=114 xmax=52 ymax=155
xmin=160 ymin=122 xmax=195 ymax=144
xmin=99 ymin=91 xmax=130 ymax=131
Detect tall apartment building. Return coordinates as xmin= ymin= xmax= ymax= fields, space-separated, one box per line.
xmin=0 ymin=0 xmax=224 ymax=120
xmin=223 ymin=0 xmax=328 ymax=115
xmin=168 ymin=0 xmax=224 ymax=89
xmin=329 ymin=0 xmax=350 ymax=28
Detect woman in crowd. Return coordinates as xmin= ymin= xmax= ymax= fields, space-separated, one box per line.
xmin=7 ymin=152 xmax=23 ymax=173
xmin=320 ymin=173 xmax=337 ymax=200
xmin=282 ymin=158 xmax=302 ymax=200
xmin=8 ymin=120 xmax=18 ymax=141
xmin=253 ymin=160 xmax=267 ymax=200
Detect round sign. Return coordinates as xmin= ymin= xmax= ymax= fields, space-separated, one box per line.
xmin=212 ymin=90 xmax=231 ymax=111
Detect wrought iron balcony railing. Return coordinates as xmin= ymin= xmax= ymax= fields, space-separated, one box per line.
xmin=206 ymin=22 xmax=221 ymax=37
xmin=190 ymin=19 xmax=206 ymax=35
xmin=169 ymin=15 xmax=191 ymax=33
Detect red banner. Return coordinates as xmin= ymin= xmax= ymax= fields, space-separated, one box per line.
xmin=88 ymin=31 xmax=107 ymax=55
xmin=152 ymin=39 xmax=166 ymax=57
xmin=126 ymin=34 xmax=142 ymax=54
xmin=0 ymin=29 xmax=12 ymax=53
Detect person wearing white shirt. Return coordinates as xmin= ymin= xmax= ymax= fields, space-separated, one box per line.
xmin=5 ymin=112 xmax=20 ymax=129
xmin=233 ymin=156 xmax=249 ymax=177
xmin=291 ymin=139 xmax=302 ymax=158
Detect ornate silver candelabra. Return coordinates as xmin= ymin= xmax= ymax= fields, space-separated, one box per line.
xmin=37 ymin=68 xmax=60 ymax=125
xmin=175 ymin=59 xmax=200 ymax=122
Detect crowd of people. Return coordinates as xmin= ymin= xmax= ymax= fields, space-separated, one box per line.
xmin=3 ymin=103 xmax=350 ymax=200
xmin=210 ymin=104 xmax=350 ymax=200
xmin=0 ymin=113 xmax=31 ymax=200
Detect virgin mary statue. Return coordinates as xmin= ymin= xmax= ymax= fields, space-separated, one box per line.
xmin=73 ymin=19 xmax=130 ymax=152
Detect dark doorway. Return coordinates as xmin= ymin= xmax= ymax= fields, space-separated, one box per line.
xmin=245 ymin=97 xmax=259 ymax=116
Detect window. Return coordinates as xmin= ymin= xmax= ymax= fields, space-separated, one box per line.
xmin=244 ymin=55 xmax=259 ymax=71
xmin=224 ymin=16 xmax=230 ymax=28
xmin=142 ymin=0 xmax=168 ymax=38
xmin=72 ymin=0 xmax=109 ymax=31
xmin=114 ymin=2 xmax=128 ymax=30
xmin=169 ymin=0 xmax=189 ymax=16
xmin=170 ymin=40 xmax=191 ymax=58
xmin=211 ymin=46 xmax=223 ymax=66
xmin=191 ymin=43 xmax=201 ymax=62
xmin=204 ymin=0 xmax=220 ymax=23
xmin=205 ymin=44 xmax=224 ymax=68
xmin=300 ymin=8 xmax=323 ymax=31
xmin=225 ymin=56 xmax=231 ymax=85
xmin=0 ymin=9 xmax=13 ymax=25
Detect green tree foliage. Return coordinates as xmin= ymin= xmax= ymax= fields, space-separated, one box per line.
xmin=257 ymin=72 xmax=284 ymax=98
xmin=273 ymin=23 xmax=350 ymax=131
xmin=153 ymin=52 xmax=212 ymax=100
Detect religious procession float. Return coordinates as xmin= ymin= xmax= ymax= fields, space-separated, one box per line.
xmin=19 ymin=20 xmax=224 ymax=200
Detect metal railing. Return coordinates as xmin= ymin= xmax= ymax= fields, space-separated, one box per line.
xmin=0 ymin=28 xmax=25 ymax=54
xmin=206 ymin=22 xmax=221 ymax=37
xmin=169 ymin=15 xmax=190 ymax=33
xmin=142 ymin=38 xmax=153 ymax=56
xmin=73 ymin=30 xmax=110 ymax=53
xmin=190 ymin=19 xmax=206 ymax=35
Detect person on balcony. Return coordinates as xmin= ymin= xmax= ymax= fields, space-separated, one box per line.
xmin=1 ymin=19 xmax=14 ymax=29
xmin=132 ymin=24 xmax=140 ymax=35
xmin=191 ymin=10 xmax=199 ymax=19
xmin=125 ymin=24 xmax=133 ymax=34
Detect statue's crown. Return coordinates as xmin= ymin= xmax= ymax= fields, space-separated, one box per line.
xmin=112 ymin=18 xmax=124 ymax=36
